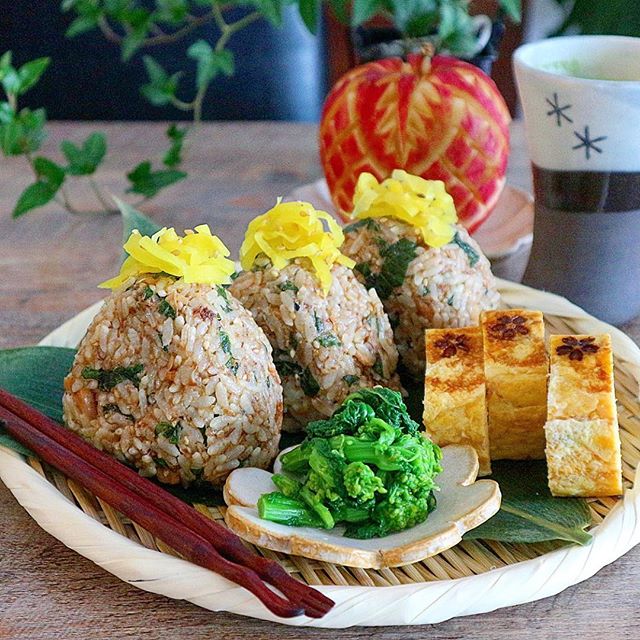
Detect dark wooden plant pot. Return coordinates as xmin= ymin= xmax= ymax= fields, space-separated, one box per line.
xmin=352 ymin=21 xmax=506 ymax=75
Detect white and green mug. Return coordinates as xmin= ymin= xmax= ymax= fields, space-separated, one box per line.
xmin=514 ymin=35 xmax=640 ymax=324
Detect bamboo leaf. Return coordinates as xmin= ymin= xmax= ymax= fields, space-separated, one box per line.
xmin=0 ymin=347 xmax=76 ymax=424
xmin=464 ymin=460 xmax=593 ymax=545
xmin=113 ymin=196 xmax=162 ymax=246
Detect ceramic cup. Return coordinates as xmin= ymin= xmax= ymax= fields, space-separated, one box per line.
xmin=513 ymin=35 xmax=640 ymax=324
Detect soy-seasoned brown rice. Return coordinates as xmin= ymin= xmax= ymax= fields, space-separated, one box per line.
xmin=342 ymin=218 xmax=500 ymax=376
xmin=230 ymin=261 xmax=400 ymax=431
xmin=62 ymin=276 xmax=283 ymax=486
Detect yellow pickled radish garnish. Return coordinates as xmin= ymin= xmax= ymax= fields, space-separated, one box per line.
xmin=240 ymin=199 xmax=355 ymax=295
xmin=99 ymin=224 xmax=236 ymax=289
xmin=351 ymin=170 xmax=458 ymax=248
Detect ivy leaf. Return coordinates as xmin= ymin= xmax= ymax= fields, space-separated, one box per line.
xmin=163 ymin=123 xmax=187 ymax=167
xmin=187 ymin=40 xmax=235 ymax=90
xmin=61 ymin=132 xmax=107 ymax=175
xmin=141 ymin=56 xmax=182 ymax=106
xmin=0 ymin=102 xmax=15 ymax=124
xmin=16 ymin=58 xmax=50 ymax=95
xmin=298 ymin=0 xmax=319 ymax=33
xmin=114 ymin=196 xmax=162 ymax=248
xmin=351 ymin=0 xmax=381 ymax=26
xmin=0 ymin=51 xmax=12 ymax=74
xmin=120 ymin=10 xmax=153 ymax=62
xmin=499 ymin=0 xmax=522 ymax=23
xmin=251 ymin=0 xmax=286 ymax=26
xmin=327 ymin=0 xmax=349 ymax=23
xmin=66 ymin=15 xmax=100 ymax=37
xmin=155 ymin=0 xmax=189 ymax=24
xmin=1 ymin=107 xmax=47 ymax=156
xmin=126 ymin=160 xmax=187 ymax=198
xmin=13 ymin=157 xmax=66 ymax=218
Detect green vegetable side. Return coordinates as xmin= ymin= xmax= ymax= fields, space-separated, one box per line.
xmin=258 ymin=387 xmax=443 ymax=539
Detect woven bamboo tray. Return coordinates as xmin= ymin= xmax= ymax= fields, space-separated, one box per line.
xmin=1 ymin=278 xmax=639 ymax=628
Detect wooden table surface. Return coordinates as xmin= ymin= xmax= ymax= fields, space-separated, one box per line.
xmin=1 ymin=121 xmax=639 ymax=639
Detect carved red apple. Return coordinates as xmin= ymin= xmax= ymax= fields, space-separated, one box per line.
xmin=319 ymin=54 xmax=511 ymax=232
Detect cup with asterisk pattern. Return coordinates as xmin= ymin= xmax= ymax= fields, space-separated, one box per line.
xmin=514 ymin=35 xmax=640 ymax=324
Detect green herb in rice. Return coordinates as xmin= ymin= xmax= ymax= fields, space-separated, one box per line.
xmin=278 ymin=281 xmax=299 ymax=293
xmin=143 ymin=286 xmax=155 ymax=300
xmin=274 ymin=359 xmax=303 ymax=377
xmin=101 ymin=403 xmax=134 ymax=421
xmin=300 ymin=367 xmax=320 ymax=397
xmin=226 ymin=357 xmax=240 ymax=375
xmin=374 ymin=239 xmax=418 ymax=300
xmin=372 ymin=355 xmax=384 ymax=377
xmin=343 ymin=218 xmax=381 ymax=234
xmin=342 ymin=374 xmax=360 ymax=386
xmin=81 ymin=364 xmax=144 ymax=391
xmin=158 ymin=299 xmax=176 ymax=319
xmin=220 ymin=330 xmax=232 ymax=355
xmin=216 ymin=284 xmax=233 ymax=312
xmin=317 ymin=333 xmax=341 ymax=347
xmin=452 ymin=232 xmax=480 ymax=267
xmin=313 ymin=310 xmax=324 ymax=333
xmin=155 ymin=421 xmax=181 ymax=445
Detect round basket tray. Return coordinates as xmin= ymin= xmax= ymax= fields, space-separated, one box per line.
xmin=1 ymin=278 xmax=639 ymax=628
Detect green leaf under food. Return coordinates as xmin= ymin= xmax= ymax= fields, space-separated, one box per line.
xmin=464 ymin=460 xmax=593 ymax=545
xmin=0 ymin=346 xmax=77 ymax=457
xmin=157 ymin=480 xmax=226 ymax=508
xmin=114 ymin=196 xmax=162 ymax=247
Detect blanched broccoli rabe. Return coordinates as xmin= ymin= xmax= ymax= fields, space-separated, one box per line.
xmin=257 ymin=387 xmax=442 ymax=538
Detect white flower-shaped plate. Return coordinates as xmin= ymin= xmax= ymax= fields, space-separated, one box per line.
xmin=286 ymin=179 xmax=534 ymax=260
xmin=223 ymin=445 xmax=501 ymax=569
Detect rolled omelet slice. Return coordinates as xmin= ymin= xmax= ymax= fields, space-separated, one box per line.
xmin=481 ymin=309 xmax=548 ymax=460
xmin=545 ymin=334 xmax=623 ymax=497
xmin=423 ymin=327 xmax=491 ymax=476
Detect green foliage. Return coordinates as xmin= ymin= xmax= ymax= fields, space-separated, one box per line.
xmin=163 ymin=124 xmax=187 ymax=167
xmin=552 ymin=0 xmax=640 ymax=38
xmin=13 ymin=157 xmax=65 ymax=218
xmin=141 ymin=56 xmax=183 ymax=106
xmin=188 ymin=40 xmax=235 ymax=90
xmin=261 ymin=387 xmax=442 ymax=538
xmin=347 ymin=0 xmax=522 ymax=56
xmin=61 ymin=133 xmax=107 ymax=175
xmin=126 ymin=160 xmax=187 ymax=198
xmin=1 ymin=48 xmax=186 ymax=219
xmin=464 ymin=460 xmax=593 ymax=545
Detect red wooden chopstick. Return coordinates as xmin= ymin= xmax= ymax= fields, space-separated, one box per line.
xmin=0 ymin=389 xmax=334 ymax=618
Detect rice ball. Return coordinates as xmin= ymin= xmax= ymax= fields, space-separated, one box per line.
xmin=231 ymin=260 xmax=400 ymax=431
xmin=62 ymin=276 xmax=283 ymax=486
xmin=342 ymin=217 xmax=500 ymax=377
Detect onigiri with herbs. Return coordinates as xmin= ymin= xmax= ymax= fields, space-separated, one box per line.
xmin=341 ymin=171 xmax=500 ymax=377
xmin=230 ymin=200 xmax=401 ymax=432
xmin=62 ymin=225 xmax=283 ymax=487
